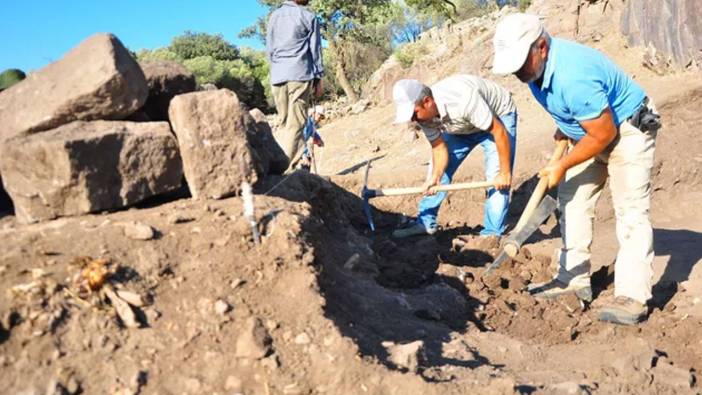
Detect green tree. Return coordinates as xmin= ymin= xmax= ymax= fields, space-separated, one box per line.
xmin=0 ymin=68 xmax=26 ymax=91
xmin=136 ymin=32 xmax=272 ymax=111
xmin=405 ymin=0 xmax=489 ymax=21
xmin=242 ymin=0 xmax=395 ymax=103
xmin=170 ymin=31 xmax=239 ymax=61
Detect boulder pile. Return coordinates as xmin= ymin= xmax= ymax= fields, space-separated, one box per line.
xmin=0 ymin=33 xmax=283 ymax=223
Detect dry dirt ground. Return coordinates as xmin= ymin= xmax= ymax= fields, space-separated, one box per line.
xmin=2 ymin=16 xmax=702 ymax=395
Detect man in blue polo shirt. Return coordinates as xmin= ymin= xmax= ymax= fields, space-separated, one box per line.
xmin=492 ymin=13 xmax=661 ymax=325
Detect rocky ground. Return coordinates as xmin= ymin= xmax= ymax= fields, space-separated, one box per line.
xmin=1 ymin=1 xmax=702 ymax=394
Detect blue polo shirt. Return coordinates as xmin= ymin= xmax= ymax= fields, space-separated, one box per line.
xmin=529 ymin=38 xmax=646 ymax=141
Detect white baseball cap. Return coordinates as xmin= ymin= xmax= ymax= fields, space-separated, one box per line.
xmin=492 ymin=13 xmax=544 ymax=75
xmin=392 ymin=79 xmax=425 ymax=123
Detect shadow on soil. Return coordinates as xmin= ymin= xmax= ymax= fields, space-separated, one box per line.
xmin=262 ymin=171 xmax=499 ymax=379
xmin=651 ymin=228 xmax=702 ymax=309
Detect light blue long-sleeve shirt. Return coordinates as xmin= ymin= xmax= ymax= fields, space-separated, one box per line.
xmin=266 ymin=1 xmax=324 ymax=85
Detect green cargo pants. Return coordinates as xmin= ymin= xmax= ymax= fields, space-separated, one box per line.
xmin=271 ymin=80 xmax=313 ymax=173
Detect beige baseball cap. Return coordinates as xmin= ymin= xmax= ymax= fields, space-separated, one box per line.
xmin=492 ymin=13 xmax=544 ymax=75
xmin=392 ymin=79 xmax=425 ymax=123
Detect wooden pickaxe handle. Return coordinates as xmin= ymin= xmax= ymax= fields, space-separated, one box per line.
xmin=366 ymin=180 xmax=493 ymax=198
xmin=510 ymin=139 xmax=569 ymax=234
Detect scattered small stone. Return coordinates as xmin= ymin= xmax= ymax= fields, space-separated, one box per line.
xmin=265 ymin=320 xmax=279 ymax=331
xmin=283 ymin=383 xmax=302 ymax=394
xmin=116 ymin=290 xmax=144 ymax=307
xmin=230 ymin=278 xmax=245 ymax=289
xmin=343 ymin=253 xmax=361 ymax=271
xmin=123 ymin=222 xmax=156 ymax=241
xmin=214 ymin=299 xmax=231 ymax=316
xmin=384 ymin=340 xmax=425 ymax=372
xmin=261 ymin=354 xmax=281 ymax=371
xmin=235 ymin=317 xmax=272 ymax=359
xmin=294 ymin=332 xmax=311 ymax=345
xmin=169 ymin=214 xmax=194 ymax=224
xmin=104 ymin=287 xmax=140 ymax=328
xmin=545 ymin=381 xmax=590 ymax=395
xmin=66 ymin=376 xmax=81 ymax=394
xmin=0 ymin=265 xmax=7 ymax=275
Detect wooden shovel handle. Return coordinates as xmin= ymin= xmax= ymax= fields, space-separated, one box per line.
xmin=512 ymin=139 xmax=569 ymax=232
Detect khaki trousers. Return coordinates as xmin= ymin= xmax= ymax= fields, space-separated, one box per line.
xmin=556 ymin=119 xmax=657 ymax=304
xmin=271 ymin=80 xmax=313 ymax=173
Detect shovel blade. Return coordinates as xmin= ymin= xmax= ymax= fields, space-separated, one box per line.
xmin=483 ymin=195 xmax=558 ymax=276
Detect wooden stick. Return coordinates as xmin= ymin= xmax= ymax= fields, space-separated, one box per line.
xmin=370 ymin=180 xmax=493 ymax=197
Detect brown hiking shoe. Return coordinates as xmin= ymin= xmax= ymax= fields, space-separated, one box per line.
xmin=527 ymin=278 xmax=593 ymax=303
xmin=598 ymin=296 xmax=647 ymax=325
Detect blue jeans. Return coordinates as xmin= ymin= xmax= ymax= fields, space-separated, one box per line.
xmin=417 ymin=112 xmax=517 ymax=236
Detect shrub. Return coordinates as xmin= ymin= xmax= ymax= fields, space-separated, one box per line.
xmin=0 ymin=68 xmax=26 ymax=91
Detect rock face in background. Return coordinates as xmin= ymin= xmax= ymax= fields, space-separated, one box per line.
xmin=0 ymin=121 xmax=183 ymax=223
xmin=0 ymin=33 xmax=148 ymax=142
xmin=249 ymin=108 xmax=288 ymax=175
xmin=621 ymin=0 xmax=702 ymax=68
xmin=169 ymin=89 xmax=262 ymax=199
xmin=138 ymin=61 xmax=197 ymax=121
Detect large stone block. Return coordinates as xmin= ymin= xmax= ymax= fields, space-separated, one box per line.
xmin=0 ymin=33 xmax=148 ymax=141
xmin=0 ymin=121 xmax=183 ymax=223
xmin=138 ymin=61 xmax=197 ymax=121
xmin=169 ymin=89 xmax=267 ymax=199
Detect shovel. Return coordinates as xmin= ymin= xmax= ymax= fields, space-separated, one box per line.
xmin=483 ymin=139 xmax=569 ymax=276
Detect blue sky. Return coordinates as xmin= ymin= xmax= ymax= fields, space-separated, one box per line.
xmin=1 ymin=1 xmax=269 ymax=72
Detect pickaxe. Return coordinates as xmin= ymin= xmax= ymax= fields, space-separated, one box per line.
xmin=483 ymin=139 xmax=569 ymax=276
xmin=361 ymin=160 xmax=493 ymax=231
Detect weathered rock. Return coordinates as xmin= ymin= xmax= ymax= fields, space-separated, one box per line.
xmin=544 ymin=381 xmax=591 ymax=395
xmin=0 ymin=121 xmax=183 ymax=223
xmin=294 ymin=332 xmax=311 ymax=345
xmin=214 ymin=299 xmax=231 ymax=316
xmin=235 ymin=317 xmax=272 ymax=360
xmin=249 ymin=108 xmax=287 ymax=175
xmin=0 ymin=34 xmax=147 ymax=142
xmin=138 ymin=61 xmax=196 ymax=121
xmin=123 ymin=221 xmax=156 ymax=241
xmin=350 ymin=98 xmax=371 ymax=114
xmin=622 ymin=0 xmax=702 ymax=69
xmin=169 ymin=89 xmax=268 ymax=199
xmin=383 ymin=340 xmax=424 ymax=372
